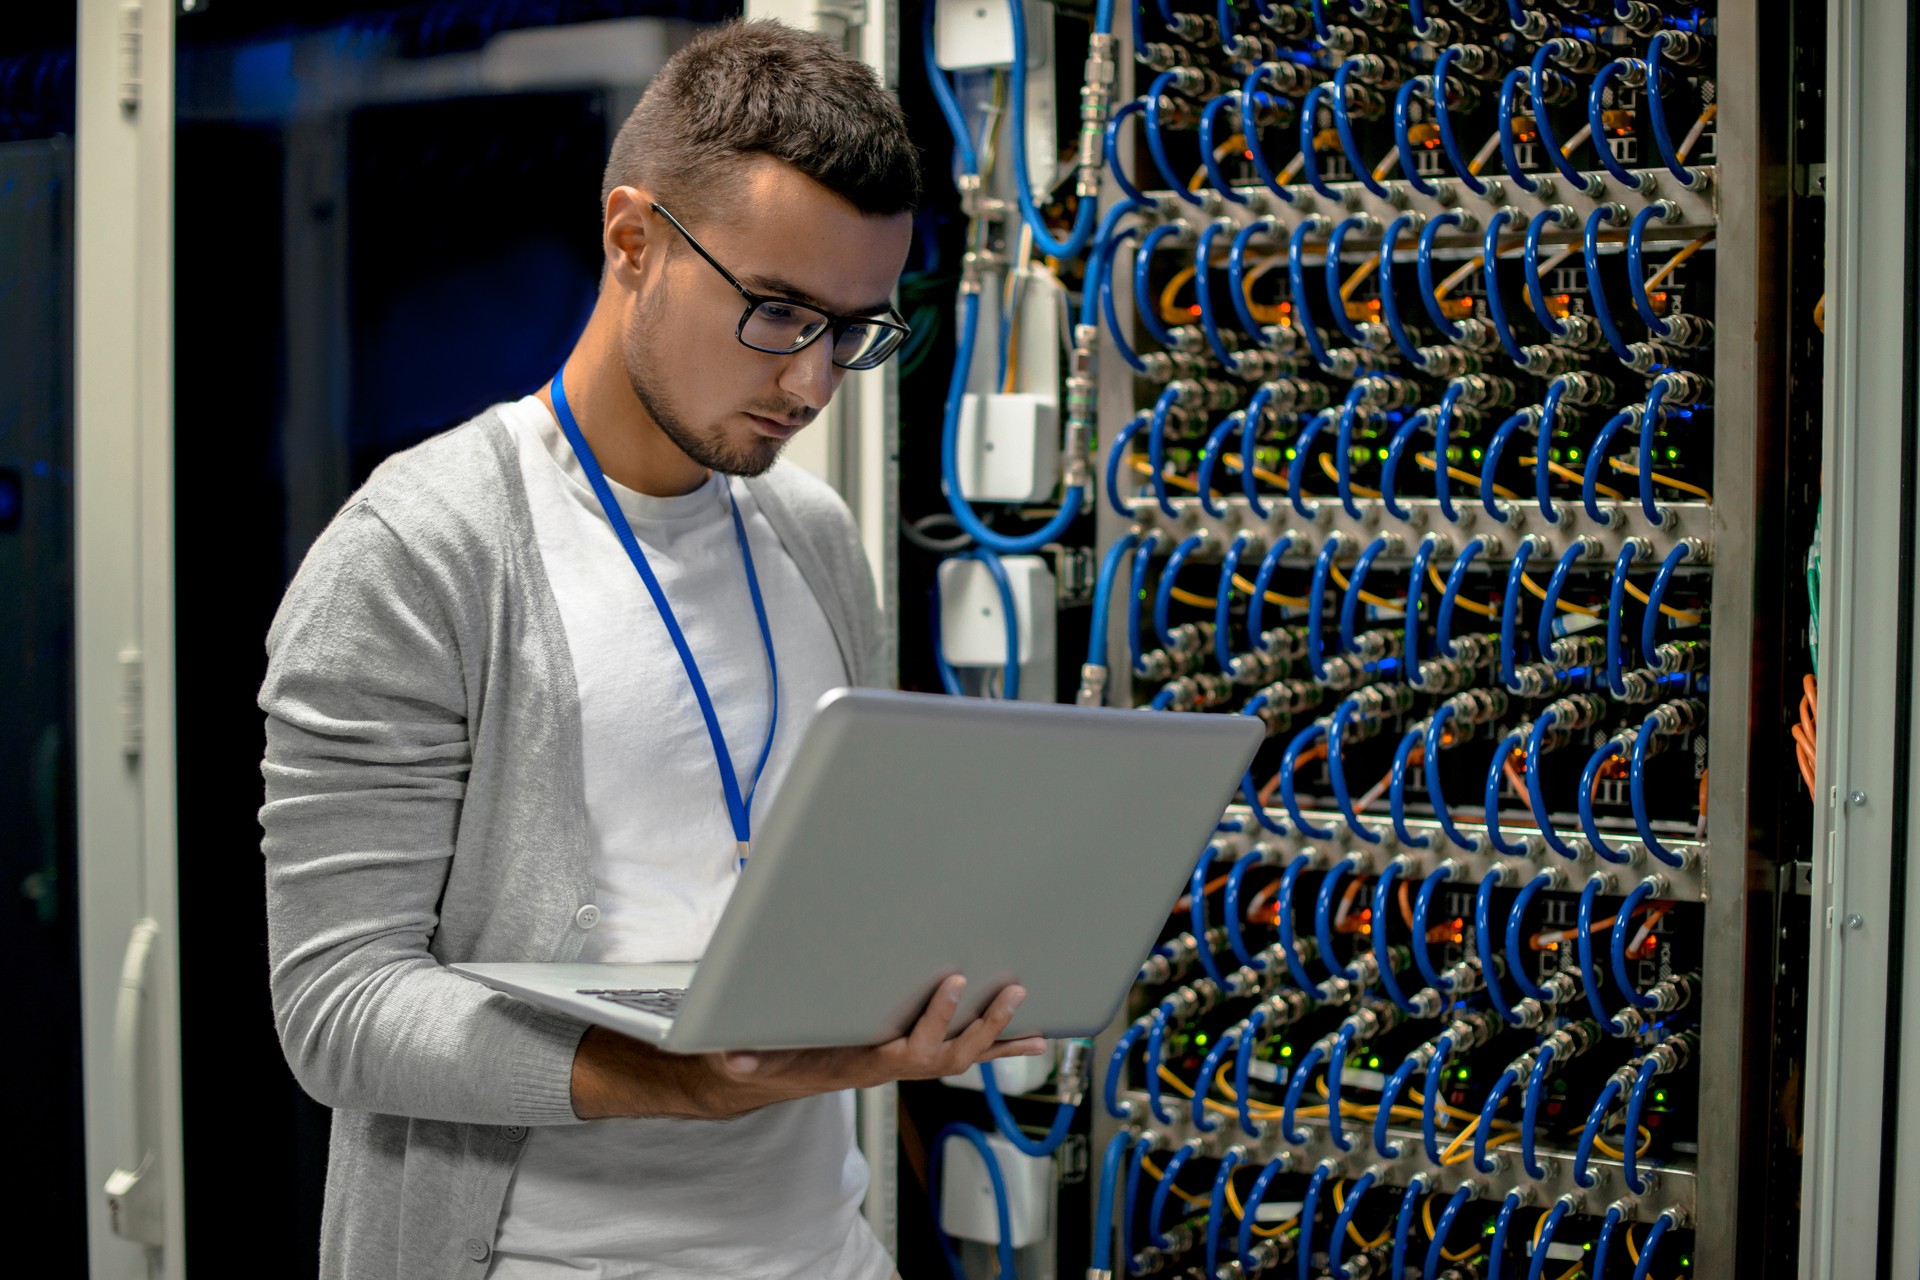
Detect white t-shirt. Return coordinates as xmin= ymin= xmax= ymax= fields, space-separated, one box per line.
xmin=486 ymin=395 xmax=892 ymax=1280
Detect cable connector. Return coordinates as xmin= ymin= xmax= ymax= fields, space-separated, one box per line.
xmin=1076 ymin=662 xmax=1109 ymax=708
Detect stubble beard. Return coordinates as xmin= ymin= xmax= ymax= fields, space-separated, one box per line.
xmin=621 ymin=303 xmax=790 ymax=479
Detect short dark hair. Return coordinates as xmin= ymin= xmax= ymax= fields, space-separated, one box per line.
xmin=601 ymin=20 xmax=920 ymax=224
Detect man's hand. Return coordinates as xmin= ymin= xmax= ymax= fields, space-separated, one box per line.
xmin=571 ymin=975 xmax=1047 ymax=1121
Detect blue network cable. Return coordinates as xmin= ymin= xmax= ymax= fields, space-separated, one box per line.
xmin=1631 ymin=1210 xmax=1681 ymax=1280
xmin=1393 ymin=78 xmax=1440 ymax=197
xmin=1637 ymin=376 xmax=1672 ymax=525
xmin=1087 ymin=531 xmax=1141 ymax=677
xmin=1205 ymin=1147 xmax=1244 ymax=1278
xmin=1145 ymin=384 xmax=1184 ymax=518
xmin=1003 ymin=0 xmax=1106 ymax=255
xmin=1236 ymin=1158 xmax=1290 ymax=1271
xmin=1521 ymin=1050 xmax=1558 ymax=1180
xmin=1381 ymin=407 xmax=1434 ymax=520
xmin=1229 ymin=218 xmax=1278 ymax=342
xmin=922 ymin=1 xmax=979 ymax=174
xmin=1538 ymin=537 xmax=1587 ymax=641
xmin=1482 ymin=209 xmax=1531 ymax=365
xmin=1577 ymin=876 xmax=1627 ymax=1034
xmin=1524 ymin=1197 xmax=1573 ymax=1280
xmin=1307 ymin=533 xmax=1345 ymax=679
xmin=1281 ymin=721 xmax=1336 ymax=840
xmin=1277 ymin=852 xmax=1329 ymax=994
xmin=1526 ymin=708 xmax=1584 ymax=859
xmin=1147 ymin=1142 xmax=1198 ymax=1249
xmin=1281 ymin=1040 xmax=1326 ymax=1143
xmin=1143 ymin=70 xmax=1202 ymax=204
xmin=1504 ymin=872 xmax=1556 ymax=1001
xmin=1437 ymin=536 xmax=1487 ymax=656
xmin=1474 ymin=1068 xmax=1521 ymax=1174
xmin=1127 ymin=530 xmax=1163 ymax=676
xmin=1405 ymin=534 xmax=1439 ymax=678
xmin=1328 ymin=702 xmax=1379 ymax=844
xmin=1486 ymin=1189 xmax=1524 ymax=1280
xmin=980 ymin=1059 xmax=1076 ymax=1156
xmin=1610 ymin=878 xmax=1662 ymax=1009
xmin=1317 ymin=854 xmax=1364 ymax=978
xmin=1326 ymin=1166 xmax=1378 ymax=1275
xmin=1104 ymin=1020 xmax=1144 ymax=1118
xmin=1240 ymin=696 xmax=1290 ymax=836
xmin=1100 ymin=229 xmax=1148 ymax=373
xmin=1412 ymin=864 xmax=1454 ymax=990
xmin=1298 ymin=83 xmax=1338 ymax=200
xmin=1607 ymin=541 xmax=1641 ymax=694
xmin=929 ymin=1122 xmax=1017 ymax=1280
xmin=1643 ymin=542 xmax=1694 ymax=660
xmin=1155 ymin=532 xmax=1209 ymax=649
xmin=1374 ymin=861 xmax=1416 ymax=1009
xmin=1622 ymin=1054 xmax=1662 ymax=1195
xmin=1481 ymin=410 xmax=1533 ymax=521
xmin=1646 ymin=33 xmax=1706 ymax=187
xmin=1339 ymin=534 xmax=1392 ymax=653
xmin=1630 ymin=714 xmax=1687 ymax=867
xmin=1104 ymin=98 xmax=1150 ymax=205
xmin=1628 ymin=201 xmax=1679 ymax=336
xmin=1135 ymin=223 xmax=1186 ymax=350
xmin=1496 ymin=68 xmax=1540 ymax=194
xmin=1246 ymin=531 xmax=1296 ymax=651
xmin=1432 ymin=48 xmax=1490 ymax=195
xmin=1240 ymin=386 xmax=1278 ymax=518
xmin=1389 ymin=728 xmax=1431 ymax=849
xmin=1483 ymin=731 xmax=1531 ymax=856
xmin=1223 ymin=855 xmax=1267 ymax=953
xmin=1477 ymin=867 xmax=1517 ymax=1023
xmin=1332 ymin=61 xmax=1389 ymax=198
xmin=1090 ymin=1129 xmax=1134 ymax=1277
xmin=1325 ymin=215 xmax=1375 ymax=344
xmin=1530 ymin=42 xmax=1600 ymax=193
xmin=1296 ymin=1161 xmax=1334 ymax=1280
xmin=1583 ymin=202 xmax=1635 ymax=362
xmin=1189 ymin=843 xmax=1229 ymax=987
xmin=1422 ymin=1184 xmax=1475 ymax=1280
xmin=1195 ymin=221 xmax=1242 ymax=372
xmin=1417 ymin=212 xmax=1469 ymax=340
xmin=1425 ymin=704 xmax=1483 ymax=852
xmin=1333 ymin=385 xmax=1375 ymax=520
xmin=1215 ymin=531 xmax=1254 ymax=670
xmin=1290 ymin=409 xmax=1334 ymax=521
xmin=1592 ymin=1204 xmax=1626 ymax=1278
xmin=1144 ymin=1002 xmax=1174 ymax=1123
xmin=1574 ymin=1075 xmax=1624 ymax=1190
xmin=1523 ymin=206 xmax=1572 ymax=334
xmin=932 ymin=547 xmax=1021 ymax=699
xmin=1376 ymin=1054 xmax=1420 ymax=1157
xmin=1390 ymin=1176 xmax=1431 ymax=1280
xmin=1432 ymin=380 xmax=1468 ymax=522
xmin=1325 ymin=1021 xmax=1360 ymax=1151
xmin=1199 ymin=93 xmax=1251 ymax=204
xmin=1104 ymin=412 xmax=1148 ymax=519
xmin=1380 ymin=212 xmax=1429 ymax=364
xmin=1500 ymin=536 xmax=1543 ymax=689
xmin=1588 ymin=60 xmax=1649 ymax=191
xmin=1241 ymin=65 xmax=1300 ymax=202
xmin=1289 ymin=216 xmax=1336 ymax=368
xmin=1583 ymin=407 xmax=1638 ymax=522
xmin=1192 ymin=1029 xmax=1239 ymax=1132
xmin=1233 ymin=1005 xmax=1268 ymax=1136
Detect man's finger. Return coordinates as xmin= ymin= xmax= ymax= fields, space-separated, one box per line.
xmin=977 ymin=1037 xmax=1049 ymax=1063
xmin=948 ymin=984 xmax=1027 ymax=1063
xmin=904 ymin=974 xmax=967 ymax=1058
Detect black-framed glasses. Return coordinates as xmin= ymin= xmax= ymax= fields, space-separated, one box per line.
xmin=650 ymin=202 xmax=912 ymax=371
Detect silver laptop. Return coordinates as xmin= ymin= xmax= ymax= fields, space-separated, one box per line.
xmin=454 ymin=687 xmax=1263 ymax=1053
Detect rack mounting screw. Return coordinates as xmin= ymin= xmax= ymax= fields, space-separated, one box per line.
xmin=1846 ymin=914 xmax=1864 ymax=930
xmin=1851 ymin=791 xmax=1868 ymax=807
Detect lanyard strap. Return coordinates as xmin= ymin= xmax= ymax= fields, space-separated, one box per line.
xmin=549 ymin=370 xmax=780 ymax=864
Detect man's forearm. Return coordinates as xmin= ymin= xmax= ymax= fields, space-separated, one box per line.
xmin=570 ymin=1026 xmax=731 ymax=1120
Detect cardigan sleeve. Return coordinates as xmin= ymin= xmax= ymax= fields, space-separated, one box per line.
xmin=258 ymin=500 xmax=587 ymax=1126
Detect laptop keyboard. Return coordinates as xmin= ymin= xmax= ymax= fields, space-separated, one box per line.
xmin=576 ymin=987 xmax=686 ymax=1018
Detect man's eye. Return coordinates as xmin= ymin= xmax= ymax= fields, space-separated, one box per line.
xmin=759 ymin=304 xmax=801 ymax=323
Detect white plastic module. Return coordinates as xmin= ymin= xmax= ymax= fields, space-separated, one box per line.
xmin=953 ymin=392 xmax=1061 ymax=503
xmin=937 ymin=555 xmax=1057 ymax=703
xmin=942 ymin=1042 xmax=1056 ymax=1095
xmin=939 ymin=1131 xmax=1053 ymax=1248
xmin=932 ymin=0 xmax=1014 ymax=69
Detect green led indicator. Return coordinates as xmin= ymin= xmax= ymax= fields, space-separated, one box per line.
xmin=1280 ymin=1044 xmax=1294 ymax=1058
xmin=1667 ymin=448 xmax=1680 ymax=460
xmin=1286 ymin=448 xmax=1298 ymax=459
xmin=1456 ymin=1068 xmax=1470 ymax=1080
xmin=1195 ymin=1034 xmax=1209 ymax=1046
xmin=1376 ymin=447 xmax=1390 ymax=461
xmin=1654 ymin=1090 xmax=1668 ymax=1103
xmin=1367 ymin=1056 xmax=1380 ymax=1069
xmin=1470 ymin=448 xmax=1484 ymax=461
xmin=1568 ymin=448 xmax=1582 ymax=460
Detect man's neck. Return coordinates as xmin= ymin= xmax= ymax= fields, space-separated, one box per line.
xmin=538 ymin=322 xmax=710 ymax=498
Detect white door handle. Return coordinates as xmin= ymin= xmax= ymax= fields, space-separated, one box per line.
xmin=104 ymin=917 xmax=164 ymax=1245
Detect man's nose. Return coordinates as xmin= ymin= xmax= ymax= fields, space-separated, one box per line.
xmin=779 ymin=335 xmax=840 ymax=412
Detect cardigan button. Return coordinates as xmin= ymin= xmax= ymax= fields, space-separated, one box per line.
xmin=464 ymin=1237 xmax=491 ymax=1262
xmin=503 ymin=1126 xmax=526 ymax=1142
xmin=574 ymin=904 xmax=600 ymax=930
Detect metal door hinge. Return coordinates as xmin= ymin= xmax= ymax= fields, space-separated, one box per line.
xmin=118 ymin=1 xmax=142 ymax=115
xmin=120 ymin=649 xmax=143 ymax=759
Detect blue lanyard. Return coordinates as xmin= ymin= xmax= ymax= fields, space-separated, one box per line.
xmin=548 ymin=370 xmax=780 ymax=871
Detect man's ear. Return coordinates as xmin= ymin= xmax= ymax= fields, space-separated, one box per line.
xmin=604 ymin=187 xmax=655 ymax=290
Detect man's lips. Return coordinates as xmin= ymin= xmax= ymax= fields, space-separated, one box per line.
xmin=745 ymin=412 xmax=805 ymax=438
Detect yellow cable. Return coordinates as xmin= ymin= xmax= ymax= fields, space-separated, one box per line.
xmin=1519 ymin=569 xmax=1601 ymax=618
xmin=1330 ymin=1180 xmax=1394 ymax=1250
xmin=1220 ymin=453 xmax=1291 ymax=493
xmin=1138 ymin=1154 xmax=1213 ymax=1207
xmin=1317 ymin=451 xmax=1384 ymax=499
xmin=1676 ymin=102 xmax=1717 ymax=163
xmin=1608 ymin=457 xmax=1714 ymax=502
xmin=1159 ymin=266 xmax=1197 ymax=324
xmin=1190 ymin=133 xmax=1249 ymax=193
xmin=1170 ymin=586 xmax=1219 ymax=609
xmin=1814 ymin=293 xmax=1827 ymax=332
xmin=1415 ymin=451 xmax=1518 ymax=498
xmin=1644 ymin=233 xmax=1714 ymax=292
xmin=1427 ymin=562 xmax=1500 ymax=618
xmin=1223 ymin=1176 xmax=1295 ymax=1237
xmin=1326 ymin=557 xmax=1406 ymax=611
xmin=1517 ymin=453 xmax=1626 ymax=500
xmin=1233 ymin=575 xmax=1311 ymax=609
xmin=1423 ymin=1192 xmax=1483 ymax=1264
xmin=1129 ymin=455 xmax=1202 ymax=493
xmin=1340 ymin=254 xmax=1381 ymax=301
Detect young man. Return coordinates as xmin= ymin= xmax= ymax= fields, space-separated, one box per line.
xmin=259 ymin=21 xmax=1043 ymax=1278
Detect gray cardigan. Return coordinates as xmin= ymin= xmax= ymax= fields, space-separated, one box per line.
xmin=258 ymin=407 xmax=885 ymax=1279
